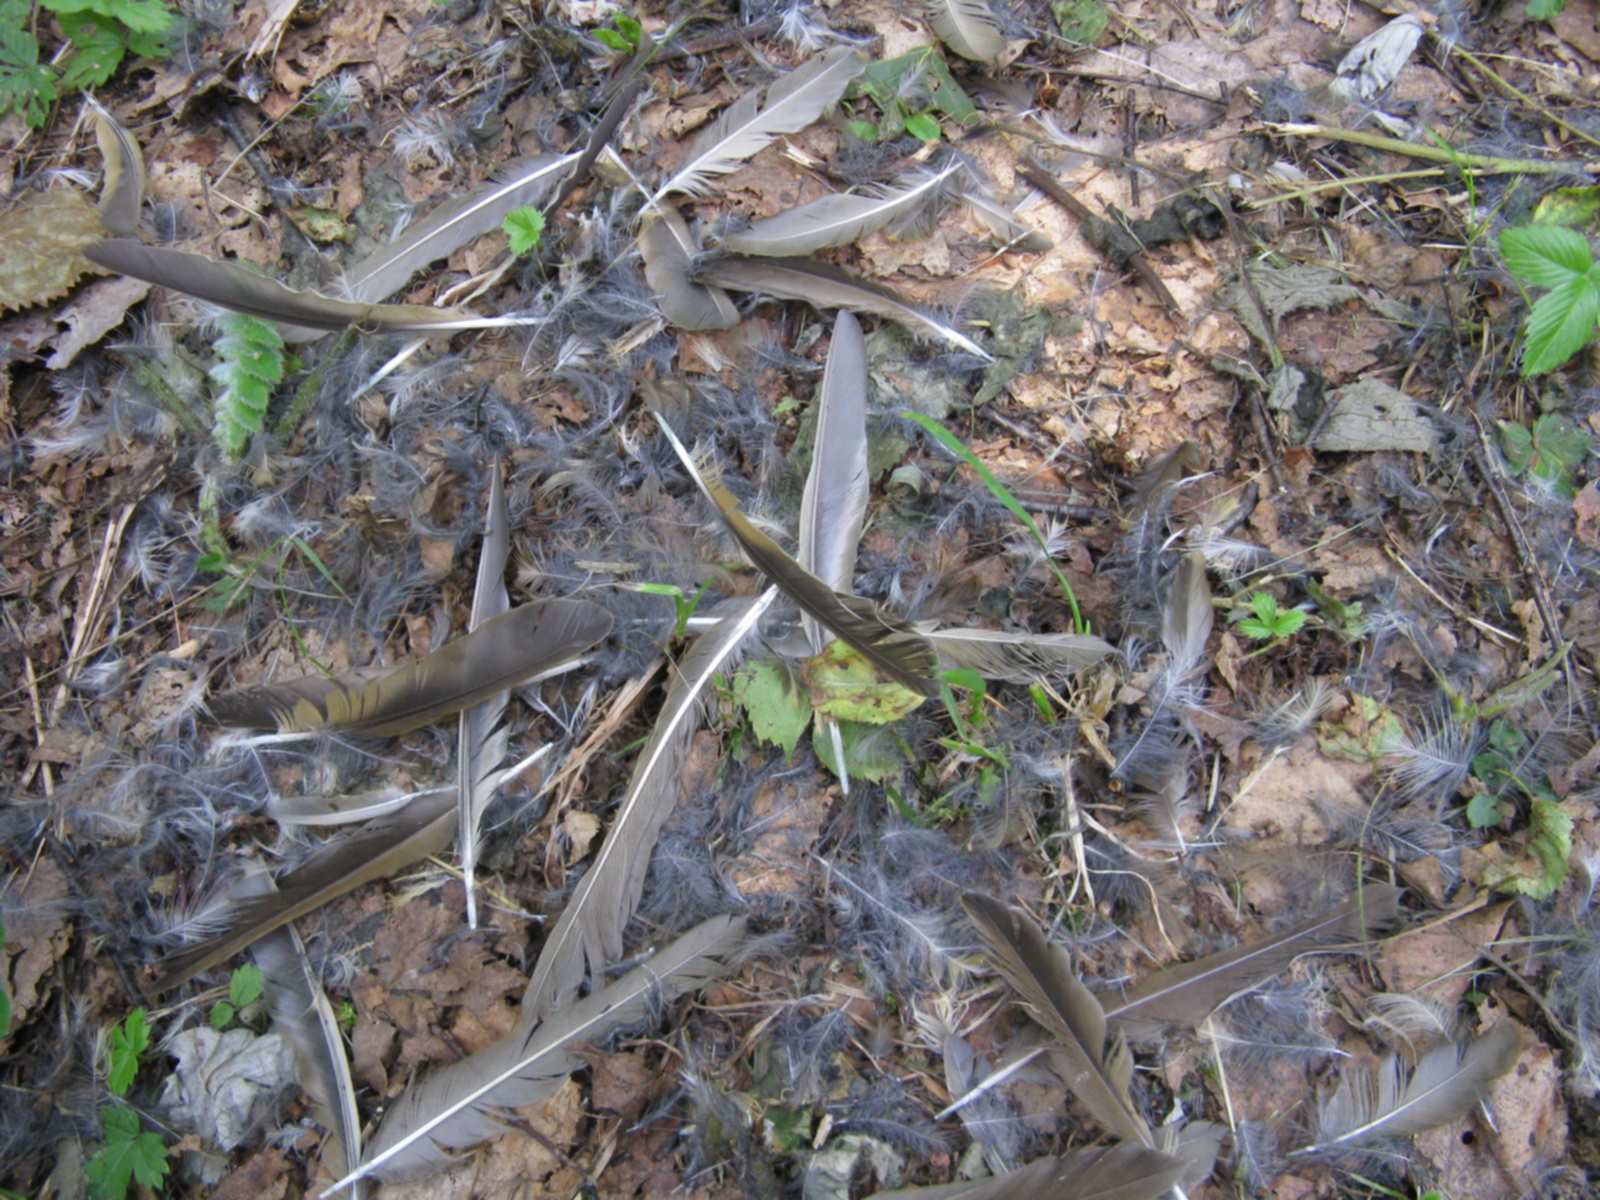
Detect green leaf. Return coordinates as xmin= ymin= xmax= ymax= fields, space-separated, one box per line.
xmin=734 ymin=659 xmax=813 ymax=759
xmin=210 ymin=312 xmax=285 ymax=460
xmin=813 ymin=720 xmax=905 ymax=784
xmin=903 ymin=111 xmax=941 ymax=142
xmin=1051 ymin=0 xmax=1109 ymax=44
xmin=229 ymin=962 xmax=265 ymax=1008
xmin=86 ymin=1105 xmax=169 ymax=1200
xmin=852 ymin=48 xmax=977 ymax=130
xmin=842 ymin=118 xmax=879 ymax=141
xmin=1532 ymin=185 xmax=1600 ymax=230
xmin=43 ymin=0 xmax=174 ymax=35
xmin=1520 ymin=276 xmax=1600 ymax=376
xmin=105 ymin=1008 xmax=150 ymax=1096
xmin=1497 ymin=420 xmax=1535 ymax=472
xmin=1526 ymin=0 xmax=1564 ymax=19
xmin=593 ymin=27 xmax=631 ymax=51
xmin=502 ymin=205 xmax=546 ymax=256
xmin=611 ymin=12 xmax=641 ymax=41
xmin=59 ymin=12 xmax=126 ymax=89
xmin=1466 ymin=789 xmax=1505 ymax=829
xmin=1500 ymin=224 xmax=1593 ymax=290
xmin=1532 ymin=412 xmax=1593 ymax=471
xmin=209 ymin=1001 xmax=235 ymax=1029
xmin=804 ymin=641 xmax=925 ymax=726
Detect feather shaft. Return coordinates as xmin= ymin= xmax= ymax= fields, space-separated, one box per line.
xmin=692 ymin=255 xmax=990 ymax=359
xmin=723 ymin=163 xmax=961 ymax=256
xmin=518 ymin=591 xmax=777 ymax=1027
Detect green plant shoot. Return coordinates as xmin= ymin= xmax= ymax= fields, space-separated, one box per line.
xmin=503 ymin=206 xmax=546 ymax=257
xmin=1498 ymin=225 xmax=1600 ymax=376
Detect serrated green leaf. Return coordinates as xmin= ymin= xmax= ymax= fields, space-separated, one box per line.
xmin=734 ymin=659 xmax=813 ymax=759
xmin=59 ymin=12 xmax=126 ymax=88
xmin=1051 ymin=0 xmax=1109 ymax=43
xmin=804 ymin=640 xmax=925 ymax=725
xmin=1533 ymin=412 xmax=1593 ymax=470
xmin=86 ymin=1104 xmax=169 ymax=1200
xmin=1500 ymin=224 xmax=1592 ymax=289
xmin=1498 ymin=420 xmax=1534 ymax=471
xmin=813 ymin=719 xmax=904 ymax=783
xmin=1520 ymin=277 xmax=1600 ymax=376
xmin=1532 ymin=185 xmax=1600 ymax=230
xmin=44 ymin=0 xmax=175 ymax=36
xmin=105 ymin=1008 xmax=150 ymax=1096
xmin=1466 ymin=790 xmax=1504 ymax=829
xmin=502 ymin=205 xmax=545 ymax=256
xmin=210 ymin=313 xmax=284 ymax=460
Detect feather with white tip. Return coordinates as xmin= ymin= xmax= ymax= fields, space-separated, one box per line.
xmin=648 ymin=47 xmax=865 ymax=207
xmin=723 ymin=162 xmax=962 ymax=257
xmin=962 ymin=893 xmax=1152 ymax=1146
xmin=517 ymin=591 xmax=777 ymax=1028
xmin=325 ymin=915 xmax=749 ymax=1190
xmin=83 ymin=240 xmax=544 ymax=333
xmin=657 ymin=415 xmax=941 ymax=698
xmin=692 ymin=255 xmax=990 ymax=359
xmin=458 ymin=465 xmax=511 ymax=930
xmin=1291 ymin=1024 xmax=1522 ymax=1157
xmin=343 ymin=154 xmax=577 ymax=305
xmin=268 ymin=786 xmax=452 ymax=827
xmin=208 ymin=599 xmax=612 ymax=737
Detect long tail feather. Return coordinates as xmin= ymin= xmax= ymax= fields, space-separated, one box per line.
xmin=925 ymin=626 xmax=1115 ymax=683
xmin=692 ymin=255 xmax=990 ymax=359
xmin=325 ymin=915 xmax=749 ymax=1191
xmin=459 ymin=465 xmax=512 ymax=930
xmin=656 ymin=415 xmax=940 ymax=698
xmin=208 ymin=599 xmax=612 ymax=737
xmin=962 ymin=894 xmax=1151 ymax=1146
xmin=518 ymin=591 xmax=777 ymax=1027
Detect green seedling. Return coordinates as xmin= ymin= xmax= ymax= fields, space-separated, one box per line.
xmin=104 ymin=1007 xmax=150 ymax=1096
xmin=844 ymin=47 xmax=977 ymax=144
xmin=592 ymin=11 xmax=641 ymax=53
xmin=1498 ymin=224 xmax=1600 ymax=376
xmin=210 ymin=963 xmax=265 ymax=1029
xmin=626 ymin=580 xmax=708 ymax=639
xmin=86 ymin=1104 xmax=169 ymax=1200
xmin=1232 ymin=591 xmax=1309 ymax=645
xmin=503 ymin=205 xmax=546 ymax=257
xmin=1497 ymin=411 xmax=1593 ymax=498
xmin=211 ymin=312 xmax=287 ymax=460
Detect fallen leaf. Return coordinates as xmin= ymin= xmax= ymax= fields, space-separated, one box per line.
xmin=159 ymin=1028 xmax=297 ymax=1151
xmin=1314 ymin=378 xmax=1440 ymax=454
xmin=46 ymin=275 xmax=151 ymax=370
xmin=0 ymin=191 xmax=105 ymax=313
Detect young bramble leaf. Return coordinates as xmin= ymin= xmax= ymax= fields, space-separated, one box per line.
xmin=105 ymin=1008 xmax=151 ymax=1096
xmin=209 ymin=1001 xmax=235 ymax=1029
xmin=1521 ymin=277 xmax=1600 ymax=376
xmin=210 ymin=312 xmax=285 ymax=460
xmin=229 ymin=962 xmax=265 ymax=1009
xmin=1466 ymin=789 xmax=1505 ymax=830
xmin=502 ymin=205 xmax=546 ymax=256
xmin=734 ymin=659 xmax=813 ymax=759
xmin=1500 ymin=224 xmax=1592 ymax=289
xmin=86 ymin=1104 xmax=169 ymax=1200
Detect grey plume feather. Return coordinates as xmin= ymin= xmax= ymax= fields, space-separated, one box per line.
xmin=962 ymin=893 xmax=1152 ymax=1146
xmin=1291 ymin=1023 xmax=1523 ymax=1157
xmin=155 ymin=789 xmax=458 ymax=991
xmin=458 ymin=464 xmax=511 ymax=930
xmin=268 ymin=786 xmax=452 ymax=827
xmin=1106 ymin=885 xmax=1403 ymax=1039
xmin=926 ymin=0 xmax=1006 ymax=64
xmin=343 ymin=153 xmax=577 ymax=304
xmin=723 ymin=162 xmax=963 ymax=257
xmin=83 ymin=239 xmax=542 ymax=333
xmin=326 ymin=915 xmax=749 ymax=1191
xmin=1161 ymin=552 xmax=1212 ymax=677
xmin=248 ymin=887 xmax=364 ymax=1195
xmin=869 ymin=1142 xmax=1183 ymax=1199
xmin=657 ymin=415 xmax=941 ymax=698
xmin=517 ymin=591 xmax=778 ymax=1028
xmin=638 ymin=206 xmax=740 ymax=331
xmin=208 ymin=599 xmax=612 ymax=737
xmin=925 ymin=626 xmax=1114 ymax=683
xmin=692 ymin=255 xmax=991 ymax=359
xmin=959 ymin=188 xmax=1051 ymax=253
xmin=87 ymin=99 xmax=145 ymax=236
xmin=648 ymin=47 xmax=865 ymax=206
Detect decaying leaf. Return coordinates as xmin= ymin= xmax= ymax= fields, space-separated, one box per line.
xmin=0 ymin=190 xmax=105 ymax=313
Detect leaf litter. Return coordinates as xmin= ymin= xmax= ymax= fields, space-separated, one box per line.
xmin=0 ymin=0 xmax=1598 ymax=1197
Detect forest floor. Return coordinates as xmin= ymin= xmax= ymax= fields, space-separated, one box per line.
xmin=2 ymin=0 xmax=1600 ymax=1197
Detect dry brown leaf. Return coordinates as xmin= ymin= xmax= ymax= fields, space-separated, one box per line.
xmin=0 ymin=191 xmax=105 ymax=313
xmin=46 ymin=275 xmax=151 ymax=370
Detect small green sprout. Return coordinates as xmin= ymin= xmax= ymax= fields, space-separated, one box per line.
xmin=1498 ymin=224 xmax=1600 ymax=376
xmin=105 ymin=1008 xmax=151 ymax=1096
xmin=210 ymin=962 xmax=265 ymax=1029
xmin=502 ymin=205 xmax=546 ymax=257
xmin=86 ymin=1105 xmax=169 ymax=1200
xmin=1233 ymin=591 xmax=1309 ymax=644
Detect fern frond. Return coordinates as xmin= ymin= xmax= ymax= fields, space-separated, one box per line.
xmin=209 ymin=313 xmax=285 ymax=460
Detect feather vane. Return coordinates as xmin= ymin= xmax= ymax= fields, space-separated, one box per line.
xmin=723 ymin=163 xmax=962 ymax=257
xmin=638 ymin=206 xmax=740 ymax=330
xmin=649 ymin=47 xmax=864 ymax=206
xmin=693 ymin=254 xmax=990 ymax=359
xmin=926 ymin=0 xmax=1006 ymax=64
xmin=925 ymin=626 xmax=1115 ymax=683
xmin=88 ymin=100 xmax=145 ymax=236
xmin=208 ymin=599 xmax=613 ymax=737
xmin=869 ymin=1142 xmax=1183 ymax=1199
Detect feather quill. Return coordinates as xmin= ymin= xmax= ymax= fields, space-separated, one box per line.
xmin=249 ymin=890 xmax=364 ymax=1194
xmin=343 ymin=154 xmax=577 ymax=305
xmin=657 ymin=415 xmax=941 ymax=698
xmin=208 ymin=599 xmax=612 ymax=737
xmin=638 ymin=206 xmax=740 ymax=330
xmin=458 ymin=465 xmax=511 ymax=930
xmin=693 ymin=255 xmax=989 ymax=358
xmin=1291 ymin=1024 xmax=1523 ymax=1157
xmin=798 ymin=311 xmax=870 ymax=792
xmin=869 ymin=1142 xmax=1183 ymax=1200
xmin=962 ymin=894 xmax=1151 ymax=1145
xmin=82 ymin=240 xmax=540 ymax=333
xmin=926 ymin=0 xmax=1006 ymax=64
xmin=925 ymin=626 xmax=1114 ymax=683
xmin=723 ymin=162 xmax=962 ymax=257
xmin=518 ymin=590 xmax=777 ymax=1028
xmin=1107 ymin=885 xmax=1403 ymax=1039
xmin=329 ymin=914 xmax=749 ymax=1190
xmin=155 ymin=789 xmax=457 ymax=991
xmin=648 ymin=47 xmax=865 ymax=207
xmin=88 ymin=100 xmax=145 ymax=236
